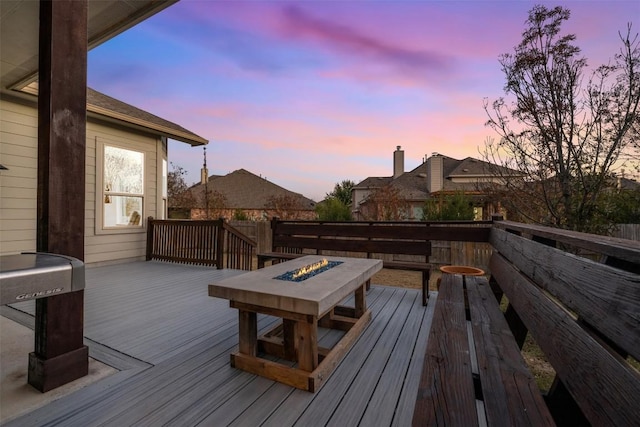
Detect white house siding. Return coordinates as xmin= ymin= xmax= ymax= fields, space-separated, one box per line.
xmin=352 ymin=188 xmax=371 ymax=210
xmin=0 ymin=97 xmax=38 ymax=255
xmin=86 ymin=121 xmax=162 ymax=265
xmin=0 ymin=95 xmax=166 ymax=265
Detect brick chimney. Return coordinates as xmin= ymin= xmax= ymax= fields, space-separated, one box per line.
xmin=427 ymin=153 xmax=443 ymax=192
xmin=393 ymin=146 xmax=404 ymax=179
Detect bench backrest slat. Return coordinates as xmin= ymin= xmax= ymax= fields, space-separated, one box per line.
xmin=490 ymin=228 xmax=640 ymax=361
xmin=276 ymin=222 xmax=490 ymax=242
xmin=490 ymin=252 xmax=640 ymax=426
xmin=494 ymin=220 xmax=640 ymax=265
xmin=275 ymin=236 xmax=430 ymax=256
xmin=271 ymin=220 xmax=490 ymax=257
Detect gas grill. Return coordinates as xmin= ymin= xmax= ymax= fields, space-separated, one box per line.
xmin=0 ymin=252 xmax=85 ymax=306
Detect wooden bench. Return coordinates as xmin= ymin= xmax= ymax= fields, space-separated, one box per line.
xmin=413 ymin=220 xmax=640 ymax=425
xmin=257 ymin=219 xmax=491 ymax=306
xmin=413 ymin=273 xmax=553 ymax=425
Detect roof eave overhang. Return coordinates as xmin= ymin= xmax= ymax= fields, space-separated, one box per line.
xmin=88 ymin=104 xmax=208 ymax=146
xmin=447 ymin=174 xmax=493 ymax=179
xmin=17 ymin=84 xmax=208 ymax=146
xmin=431 ymin=190 xmax=486 ymax=196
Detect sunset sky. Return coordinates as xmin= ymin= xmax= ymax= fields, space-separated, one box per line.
xmin=88 ymin=0 xmax=638 ymax=201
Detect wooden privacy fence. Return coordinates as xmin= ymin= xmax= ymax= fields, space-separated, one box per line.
xmin=613 ymin=224 xmax=640 ymax=241
xmin=146 ymin=217 xmax=256 ymax=270
xmin=230 ymin=220 xmax=493 ymax=272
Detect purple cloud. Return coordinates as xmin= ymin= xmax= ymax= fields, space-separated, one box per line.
xmin=280 ymin=6 xmax=452 ymax=75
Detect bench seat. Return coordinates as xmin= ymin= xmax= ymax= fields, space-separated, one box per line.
xmin=256 ymin=251 xmax=301 ymax=268
xmin=412 ymin=273 xmax=553 ymax=426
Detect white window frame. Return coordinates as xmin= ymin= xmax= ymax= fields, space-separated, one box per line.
xmin=161 ymin=158 xmax=168 ymax=219
xmin=96 ymin=140 xmax=146 ymax=234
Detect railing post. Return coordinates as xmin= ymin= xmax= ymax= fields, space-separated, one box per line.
xmin=216 ymin=218 xmax=225 ymax=269
xmin=146 ymin=216 xmax=155 ymax=261
xmin=423 ymin=222 xmax=432 ymax=305
xmin=270 ymin=217 xmax=278 ymax=251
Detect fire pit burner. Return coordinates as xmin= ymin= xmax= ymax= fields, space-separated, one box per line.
xmin=274 ymin=259 xmax=343 ymax=282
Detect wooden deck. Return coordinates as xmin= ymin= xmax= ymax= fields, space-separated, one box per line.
xmin=2 ymin=261 xmax=436 ymax=426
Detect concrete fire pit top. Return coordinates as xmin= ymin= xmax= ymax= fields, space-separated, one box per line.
xmin=209 ymin=255 xmax=382 ymax=316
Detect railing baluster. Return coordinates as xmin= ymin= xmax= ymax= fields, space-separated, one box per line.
xmin=146 ymin=218 xmax=255 ymax=270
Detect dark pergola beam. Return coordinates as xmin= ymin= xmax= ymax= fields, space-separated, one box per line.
xmin=30 ymin=0 xmax=89 ymax=392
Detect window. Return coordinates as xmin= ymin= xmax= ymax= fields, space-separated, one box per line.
xmin=103 ymin=145 xmax=144 ymax=228
xmin=474 ymin=206 xmax=483 ymax=221
xmin=161 ymin=159 xmax=167 ymax=219
xmin=413 ymin=206 xmax=424 ymax=220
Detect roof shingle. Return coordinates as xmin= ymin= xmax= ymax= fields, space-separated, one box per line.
xmin=354 ymin=155 xmax=507 ymax=200
xmin=188 ymin=169 xmax=316 ymax=209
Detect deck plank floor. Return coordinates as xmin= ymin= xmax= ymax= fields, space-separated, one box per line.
xmin=2 ymin=261 xmax=436 ymax=427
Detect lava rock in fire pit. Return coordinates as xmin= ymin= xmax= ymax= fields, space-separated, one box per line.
xmin=274 ymin=260 xmax=343 ymax=282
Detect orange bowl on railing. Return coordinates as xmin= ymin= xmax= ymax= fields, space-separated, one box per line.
xmin=439 ymin=265 xmax=485 ymax=276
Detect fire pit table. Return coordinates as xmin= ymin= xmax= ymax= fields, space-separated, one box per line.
xmin=209 ymin=255 xmax=382 ymax=392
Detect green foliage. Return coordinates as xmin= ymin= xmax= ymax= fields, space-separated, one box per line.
xmin=233 ymin=209 xmax=249 ymax=221
xmin=422 ymin=192 xmax=475 ymax=221
xmin=422 ymin=198 xmax=441 ymax=221
xmin=316 ymin=197 xmax=352 ymax=221
xmin=167 ymin=208 xmax=191 ymax=219
xmin=326 ymin=180 xmax=355 ymax=206
xmin=603 ymin=188 xmax=640 ymax=225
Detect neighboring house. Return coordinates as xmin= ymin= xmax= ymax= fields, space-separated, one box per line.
xmin=352 ymin=146 xmax=509 ymax=220
xmin=183 ymin=168 xmax=317 ymax=220
xmin=0 ymin=86 xmax=207 ymax=265
xmin=618 ymin=176 xmax=640 ymax=191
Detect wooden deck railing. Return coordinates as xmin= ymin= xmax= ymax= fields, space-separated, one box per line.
xmin=146 ymin=217 xmax=256 ymax=270
xmin=222 ymin=220 xmax=256 ymax=270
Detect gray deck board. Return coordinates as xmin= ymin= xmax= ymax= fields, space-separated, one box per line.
xmin=389 ymin=293 xmax=436 ymax=427
xmin=210 ymin=287 xmax=396 ymax=427
xmin=290 ymin=289 xmax=411 ymax=427
xmin=3 ymin=261 xmax=435 ymax=427
xmin=366 ymin=290 xmax=436 ymax=427
xmin=328 ymin=291 xmax=421 ymax=426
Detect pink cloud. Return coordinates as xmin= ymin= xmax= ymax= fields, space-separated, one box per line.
xmin=280 ymin=6 xmax=451 ymax=71
xmin=124 ymin=0 xmax=640 ymax=201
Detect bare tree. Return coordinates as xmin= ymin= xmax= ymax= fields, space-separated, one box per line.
xmin=167 ymin=163 xmax=196 ymax=209
xmin=266 ymin=194 xmax=304 ymax=219
xmin=200 ymin=188 xmax=227 ymax=219
xmin=483 ymin=5 xmax=640 ymax=233
xmin=359 ymin=185 xmax=409 ymax=221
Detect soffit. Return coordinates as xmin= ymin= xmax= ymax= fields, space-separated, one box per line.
xmin=0 ymin=0 xmax=177 ymax=90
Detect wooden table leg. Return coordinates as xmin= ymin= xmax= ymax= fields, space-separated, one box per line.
xmin=238 ymin=310 xmax=257 ymax=356
xmin=297 ymin=317 xmax=318 ymax=372
xmin=354 ymin=283 xmax=367 ymax=318
xmin=283 ymin=319 xmax=297 ymax=360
